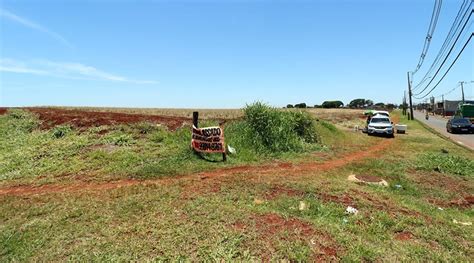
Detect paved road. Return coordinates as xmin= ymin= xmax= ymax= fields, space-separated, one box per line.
xmin=413 ymin=110 xmax=474 ymax=150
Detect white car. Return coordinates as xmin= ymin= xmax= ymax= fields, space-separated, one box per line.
xmin=367 ymin=114 xmax=394 ymax=137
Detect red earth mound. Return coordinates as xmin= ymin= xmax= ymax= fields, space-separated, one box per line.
xmin=0 ymin=108 xmax=7 ymax=115
xmin=25 ymin=108 xmax=191 ymax=130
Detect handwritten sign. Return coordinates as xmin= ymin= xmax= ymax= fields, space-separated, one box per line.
xmin=191 ymin=126 xmax=225 ymax=153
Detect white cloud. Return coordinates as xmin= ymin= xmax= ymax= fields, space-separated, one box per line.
xmin=0 ymin=58 xmax=158 ymax=84
xmin=0 ymin=8 xmax=73 ymax=48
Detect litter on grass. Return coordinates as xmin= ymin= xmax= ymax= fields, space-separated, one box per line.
xmin=453 ymin=219 xmax=472 ymax=226
xmin=345 ymin=206 xmax=359 ymax=215
xmin=227 ymin=145 xmax=236 ymax=154
xmin=299 ymin=201 xmax=309 ymax=211
xmin=348 ymin=174 xmax=389 ymax=187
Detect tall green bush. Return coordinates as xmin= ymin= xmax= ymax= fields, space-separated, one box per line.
xmin=242 ymin=102 xmax=318 ymax=153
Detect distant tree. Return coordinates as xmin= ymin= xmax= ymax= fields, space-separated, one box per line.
xmin=286 ymin=104 xmax=294 ymax=108
xmin=349 ymin=98 xmax=374 ymax=108
xmin=313 ymin=104 xmax=322 ymax=108
xmin=386 ymin=103 xmax=396 ymax=110
xmin=349 ymin=98 xmax=365 ymax=108
xmin=374 ymin=102 xmax=385 ymax=109
xmin=294 ymin=103 xmax=307 ymax=108
xmin=365 ymin=99 xmax=374 ymax=107
xmin=322 ymin=100 xmax=344 ymax=108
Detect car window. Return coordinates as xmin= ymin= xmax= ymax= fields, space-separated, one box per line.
xmin=371 ymin=118 xmax=390 ymax=123
xmin=453 ymin=119 xmax=470 ymax=124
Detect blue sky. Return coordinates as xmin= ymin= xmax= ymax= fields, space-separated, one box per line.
xmin=0 ymin=0 xmax=472 ymax=108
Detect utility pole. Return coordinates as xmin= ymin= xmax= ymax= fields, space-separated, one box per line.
xmin=407 ymin=72 xmax=414 ymax=120
xmin=460 ymin=81 xmax=465 ymax=103
xmin=442 ymin=94 xmax=445 ymax=117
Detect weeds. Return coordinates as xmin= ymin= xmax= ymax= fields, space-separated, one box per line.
xmin=52 ymin=125 xmax=72 ymax=138
xmin=241 ymin=102 xmax=318 ymax=153
xmin=415 ymin=152 xmax=474 ymax=176
xmin=1 ymin=109 xmax=38 ymax=133
xmin=104 ymin=132 xmax=134 ymax=146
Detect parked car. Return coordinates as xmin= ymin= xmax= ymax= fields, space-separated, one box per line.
xmin=367 ymin=114 xmax=394 ymax=137
xmin=446 ymin=118 xmax=473 ymax=134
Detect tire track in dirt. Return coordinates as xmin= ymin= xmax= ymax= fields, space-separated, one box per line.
xmin=0 ymin=138 xmax=393 ymax=196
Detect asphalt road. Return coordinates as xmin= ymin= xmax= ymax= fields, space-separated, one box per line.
xmin=413 ymin=110 xmax=474 ymax=150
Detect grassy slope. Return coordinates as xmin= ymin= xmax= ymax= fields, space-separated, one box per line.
xmin=0 ymin=110 xmax=473 ymax=261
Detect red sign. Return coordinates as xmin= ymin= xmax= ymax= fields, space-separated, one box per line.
xmin=191 ymin=126 xmax=225 ymax=153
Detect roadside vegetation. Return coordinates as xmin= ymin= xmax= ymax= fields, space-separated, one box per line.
xmin=0 ymin=106 xmax=472 ymax=261
xmin=0 ymin=103 xmax=325 ymax=184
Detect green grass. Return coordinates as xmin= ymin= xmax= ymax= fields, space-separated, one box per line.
xmin=0 ymin=109 xmax=473 ymax=261
xmin=0 ymin=106 xmax=328 ymax=184
xmin=415 ymin=152 xmax=474 ymax=176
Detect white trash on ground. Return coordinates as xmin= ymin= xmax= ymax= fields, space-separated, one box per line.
xmin=299 ymin=201 xmax=309 ymax=211
xmin=227 ymin=145 xmax=236 ymax=154
xmin=453 ymin=219 xmax=472 ymax=226
xmin=345 ymin=206 xmax=359 ymax=215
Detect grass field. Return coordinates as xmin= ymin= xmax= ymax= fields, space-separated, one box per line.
xmin=0 ymin=107 xmax=473 ymax=261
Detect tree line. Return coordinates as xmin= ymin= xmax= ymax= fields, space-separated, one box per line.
xmin=286 ymin=99 xmax=397 ymax=110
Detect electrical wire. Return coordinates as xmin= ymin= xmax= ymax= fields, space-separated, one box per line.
xmin=412 ymin=0 xmax=443 ymax=75
xmin=412 ymin=0 xmax=472 ymax=91
xmin=434 ymin=81 xmax=474 ymax=99
xmin=413 ymin=8 xmax=473 ymax=96
xmin=414 ymin=33 xmax=473 ymax=99
xmin=434 ymin=83 xmax=461 ymax=99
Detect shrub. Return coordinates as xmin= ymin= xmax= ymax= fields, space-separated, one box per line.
xmin=242 ymin=102 xmax=318 ymax=153
xmin=290 ymin=111 xmax=319 ymax=143
xmin=415 ymin=152 xmax=474 ymax=176
xmin=52 ymin=125 xmax=72 ymax=138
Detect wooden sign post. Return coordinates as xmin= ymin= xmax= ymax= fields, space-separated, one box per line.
xmin=191 ymin=111 xmax=227 ymax=161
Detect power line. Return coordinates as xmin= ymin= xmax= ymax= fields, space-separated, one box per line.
xmin=412 ymin=0 xmax=472 ymax=91
xmin=434 ymin=82 xmax=461 ymax=99
xmin=413 ymin=8 xmax=473 ymax=96
xmin=433 ymin=81 xmax=473 ymax=99
xmin=414 ymin=33 xmax=473 ymax=99
xmin=412 ymin=0 xmax=443 ymax=75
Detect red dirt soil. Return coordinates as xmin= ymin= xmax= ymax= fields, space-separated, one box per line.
xmin=264 ymin=185 xmax=306 ymax=200
xmin=25 ymin=107 xmax=191 ymax=130
xmin=0 ymin=137 xmax=393 ymax=197
xmin=0 ymin=179 xmax=140 ymax=196
xmin=0 ymin=108 xmax=7 ymax=115
xmin=449 ymin=195 xmax=474 ymax=208
xmin=427 ymin=195 xmax=474 ymax=209
xmin=394 ymin=231 xmax=414 ymax=241
xmin=233 ymin=213 xmax=339 ymax=261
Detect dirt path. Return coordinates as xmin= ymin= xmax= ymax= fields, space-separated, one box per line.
xmin=0 ymin=138 xmax=393 ymax=196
